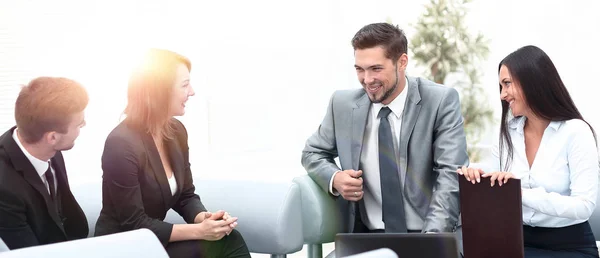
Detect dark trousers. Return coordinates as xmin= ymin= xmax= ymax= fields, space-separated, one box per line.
xmin=165 ymin=229 xmax=250 ymax=258
xmin=523 ymin=221 xmax=599 ymax=258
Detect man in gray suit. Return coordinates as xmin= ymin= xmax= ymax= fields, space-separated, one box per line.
xmin=302 ymin=23 xmax=468 ymax=235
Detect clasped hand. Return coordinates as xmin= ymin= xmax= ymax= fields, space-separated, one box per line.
xmin=195 ymin=210 xmax=238 ymax=241
xmin=333 ymin=169 xmax=364 ymax=201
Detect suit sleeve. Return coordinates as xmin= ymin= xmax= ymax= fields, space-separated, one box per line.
xmin=102 ymin=135 xmax=173 ymax=246
xmin=301 ymin=92 xmax=342 ymax=194
xmin=171 ymin=121 xmax=207 ymax=223
xmin=422 ymin=88 xmax=468 ymax=233
xmin=0 ymin=186 xmax=39 ymax=249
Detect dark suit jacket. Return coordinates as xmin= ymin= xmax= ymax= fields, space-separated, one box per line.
xmin=94 ymin=118 xmax=206 ymax=246
xmin=0 ymin=127 xmax=88 ymax=249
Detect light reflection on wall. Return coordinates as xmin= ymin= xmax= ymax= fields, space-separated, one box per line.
xmin=0 ymin=0 xmax=598 ymax=184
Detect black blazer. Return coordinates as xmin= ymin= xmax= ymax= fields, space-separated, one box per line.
xmin=94 ymin=118 xmax=206 ymax=246
xmin=0 ymin=127 xmax=88 ymax=250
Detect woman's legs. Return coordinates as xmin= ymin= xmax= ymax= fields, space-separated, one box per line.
xmin=166 ymin=229 xmax=250 ymax=258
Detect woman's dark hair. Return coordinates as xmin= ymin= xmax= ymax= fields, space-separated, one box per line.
xmin=498 ymin=45 xmax=596 ymax=170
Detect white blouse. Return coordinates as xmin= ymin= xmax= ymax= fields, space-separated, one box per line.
xmin=478 ymin=117 xmax=599 ymax=228
xmin=168 ymin=175 xmax=178 ymax=196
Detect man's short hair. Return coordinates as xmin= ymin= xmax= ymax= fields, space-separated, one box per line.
xmin=351 ymin=22 xmax=408 ymax=62
xmin=14 ymin=77 xmax=89 ymax=143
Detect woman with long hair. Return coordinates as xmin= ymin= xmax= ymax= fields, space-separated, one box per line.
xmin=94 ymin=49 xmax=250 ymax=258
xmin=459 ymin=45 xmax=599 ymax=257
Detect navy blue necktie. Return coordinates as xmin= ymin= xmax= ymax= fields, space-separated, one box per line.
xmin=378 ymin=107 xmax=407 ymax=233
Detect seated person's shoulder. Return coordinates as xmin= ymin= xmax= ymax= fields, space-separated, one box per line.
xmin=562 ymin=119 xmax=595 ymax=136
xmin=0 ymin=145 xmax=27 ymax=193
xmin=0 ymin=154 xmax=16 ymax=181
xmin=170 ymin=117 xmax=187 ymax=135
xmin=107 ymin=121 xmax=137 ymax=137
xmin=0 ymin=161 xmax=25 ymax=202
xmin=104 ymin=122 xmax=143 ymax=151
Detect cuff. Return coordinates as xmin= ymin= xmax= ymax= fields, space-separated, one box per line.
xmin=329 ymin=171 xmax=341 ymax=196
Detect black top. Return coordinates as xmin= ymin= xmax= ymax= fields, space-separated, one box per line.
xmin=94 ymin=118 xmax=206 ymax=246
xmin=0 ymin=127 xmax=88 ymax=249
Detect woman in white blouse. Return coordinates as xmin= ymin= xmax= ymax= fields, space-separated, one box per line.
xmin=459 ymin=45 xmax=599 ymax=257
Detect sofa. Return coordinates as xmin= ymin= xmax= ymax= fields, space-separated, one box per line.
xmin=71 ymin=177 xmax=305 ymax=258
xmin=6 ymin=171 xmax=597 ymax=258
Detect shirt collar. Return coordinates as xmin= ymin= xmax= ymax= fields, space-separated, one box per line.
xmin=548 ymin=121 xmax=562 ymax=131
xmin=372 ymin=76 xmax=409 ymax=119
xmin=508 ymin=116 xmax=525 ymax=134
xmin=12 ymin=129 xmax=51 ymax=177
xmin=508 ymin=116 xmax=563 ymax=134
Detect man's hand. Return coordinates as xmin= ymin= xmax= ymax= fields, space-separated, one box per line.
xmin=332 ymin=170 xmax=364 ymax=201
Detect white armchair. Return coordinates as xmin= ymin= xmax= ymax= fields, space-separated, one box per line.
xmin=0 ymin=237 xmax=8 ymax=253
xmin=0 ymin=229 xmax=167 ymax=258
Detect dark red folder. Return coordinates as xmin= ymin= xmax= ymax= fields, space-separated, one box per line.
xmin=459 ymin=176 xmax=524 ymax=258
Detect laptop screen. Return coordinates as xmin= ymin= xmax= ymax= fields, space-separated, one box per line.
xmin=335 ymin=233 xmax=460 ymax=258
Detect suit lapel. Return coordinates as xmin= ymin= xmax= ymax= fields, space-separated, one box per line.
xmin=165 ymin=137 xmax=185 ymax=204
xmin=141 ymin=133 xmax=172 ymax=211
xmin=1 ymin=128 xmax=66 ymax=235
xmin=51 ymin=153 xmax=88 ymax=238
xmin=23 ymin=163 xmax=66 ymax=234
xmin=351 ymin=94 xmax=371 ymax=170
xmin=399 ymin=77 xmax=422 ymax=188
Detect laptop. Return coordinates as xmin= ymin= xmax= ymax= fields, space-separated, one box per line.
xmin=344 ymin=248 xmax=398 ymax=258
xmin=459 ymin=176 xmax=524 ymax=258
xmin=335 ymin=233 xmax=460 ymax=258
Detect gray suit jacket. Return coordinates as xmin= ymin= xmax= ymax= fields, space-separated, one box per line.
xmin=301 ymin=76 xmax=468 ymax=233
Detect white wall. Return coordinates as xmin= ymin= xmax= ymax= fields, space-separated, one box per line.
xmin=0 ymin=0 xmax=598 ymax=185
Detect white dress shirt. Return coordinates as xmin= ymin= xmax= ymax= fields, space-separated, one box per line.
xmin=12 ymin=129 xmax=56 ymax=195
xmin=168 ymin=174 xmax=178 ymax=196
xmin=479 ymin=117 xmax=599 ymax=228
xmin=329 ymin=77 xmax=424 ymax=230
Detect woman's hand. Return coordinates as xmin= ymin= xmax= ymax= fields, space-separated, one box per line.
xmin=457 ymin=166 xmax=485 ymax=184
xmin=194 ymin=211 xmax=212 ymax=224
xmin=195 ymin=210 xmax=238 ymax=241
xmin=481 ymin=171 xmax=516 ymax=187
xmin=222 ymin=212 xmax=238 ymax=234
